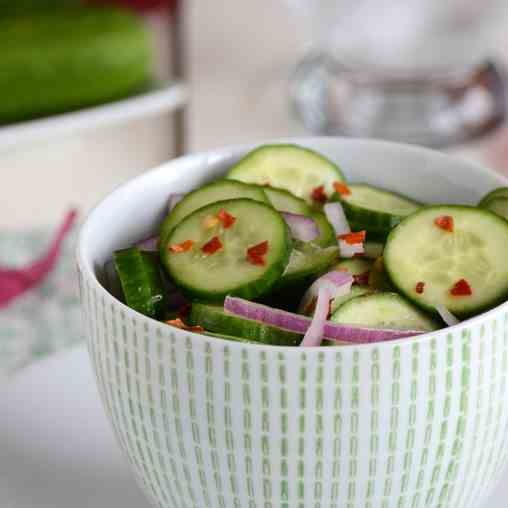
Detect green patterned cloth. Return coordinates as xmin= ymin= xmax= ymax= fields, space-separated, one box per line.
xmin=0 ymin=229 xmax=82 ymax=377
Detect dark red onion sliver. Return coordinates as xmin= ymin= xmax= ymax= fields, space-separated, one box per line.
xmin=168 ymin=193 xmax=185 ymax=212
xmin=353 ymin=271 xmax=370 ymax=286
xmin=224 ymin=296 xmax=425 ymax=344
xmin=136 ymin=236 xmax=159 ymax=251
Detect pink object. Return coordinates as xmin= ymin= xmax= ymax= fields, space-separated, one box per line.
xmin=281 ymin=212 xmax=319 ymax=242
xmin=0 ymin=210 xmax=78 ymax=308
xmin=300 ymin=286 xmax=332 ymax=347
xmin=224 ymin=296 xmax=426 ymax=344
xmin=298 ymin=270 xmax=353 ymax=315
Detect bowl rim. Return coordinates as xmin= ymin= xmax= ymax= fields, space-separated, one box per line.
xmin=77 ymin=136 xmax=508 ymax=353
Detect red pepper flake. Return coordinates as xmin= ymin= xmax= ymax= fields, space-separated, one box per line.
xmin=434 ymin=215 xmax=454 ymax=232
xmin=311 ymin=185 xmax=328 ymax=203
xmin=217 ymin=208 xmax=236 ymax=229
xmin=415 ymin=281 xmax=425 ymax=294
xmin=201 ymin=236 xmax=223 ymax=255
xmin=333 ymin=181 xmax=351 ymax=196
xmin=168 ymin=239 xmax=194 ymax=253
xmin=450 ymin=278 xmax=472 ymax=297
xmin=337 ymin=230 xmax=367 ymax=245
xmin=166 ymin=318 xmax=204 ymax=333
xmin=246 ymin=240 xmax=269 ymax=266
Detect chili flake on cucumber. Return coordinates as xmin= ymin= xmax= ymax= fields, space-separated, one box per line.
xmin=103 ymin=144 xmax=508 ymax=347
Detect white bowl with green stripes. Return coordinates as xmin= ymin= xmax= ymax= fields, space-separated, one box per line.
xmin=77 ymin=138 xmax=508 ymax=508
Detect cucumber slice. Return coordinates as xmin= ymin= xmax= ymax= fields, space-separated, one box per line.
xmin=189 ymin=303 xmax=302 ymax=346
xmin=162 ymin=198 xmax=291 ymax=302
xmin=227 ymin=144 xmax=345 ymax=204
xmin=263 ymin=245 xmax=340 ymax=310
xmin=275 ymin=245 xmax=340 ymax=290
xmin=262 ymin=186 xmax=312 ymax=215
xmin=478 ymin=187 xmax=508 ymax=207
xmin=113 ymin=248 xmax=166 ymax=319
xmin=330 ymin=285 xmax=374 ymax=314
xmin=312 ymin=212 xmax=337 ymax=247
xmin=331 ymin=293 xmax=439 ymax=331
xmin=160 ymin=180 xmax=269 ymax=243
xmin=334 ymin=258 xmax=373 ymax=276
xmin=480 ymin=197 xmax=508 ymax=221
xmin=334 ymin=184 xmax=421 ymax=241
xmin=364 ymin=241 xmax=384 ymax=259
xmin=368 ymin=257 xmax=395 ymax=292
xmin=384 ymin=205 xmax=508 ymax=317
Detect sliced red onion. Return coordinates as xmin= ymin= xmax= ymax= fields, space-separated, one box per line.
xmin=136 ymin=236 xmax=160 ymax=251
xmin=436 ymin=304 xmax=460 ymax=326
xmin=224 ymin=296 xmax=426 ymax=344
xmin=339 ymin=240 xmax=365 ymax=258
xmin=168 ymin=193 xmax=185 ymax=212
xmin=298 ymin=270 xmax=353 ymax=315
xmin=281 ymin=212 xmax=319 ymax=242
xmin=364 ymin=242 xmax=384 ymax=259
xmin=159 ymin=273 xmax=188 ymax=309
xmin=324 ymin=202 xmax=350 ymax=236
xmin=353 ymin=271 xmax=370 ymax=286
xmin=167 ymin=289 xmax=187 ymax=309
xmin=301 ymin=287 xmax=331 ymax=347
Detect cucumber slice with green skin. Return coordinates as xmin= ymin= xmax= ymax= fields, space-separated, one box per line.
xmin=368 ymin=258 xmax=395 ymax=292
xmin=298 ymin=284 xmax=373 ymax=317
xmin=384 ymin=205 xmax=508 ymax=317
xmin=330 ymin=286 xmax=374 ymax=314
xmin=364 ymin=241 xmax=384 ymax=259
xmin=160 ymin=180 xmax=269 ymax=244
xmin=312 ymin=212 xmax=337 ymax=247
xmin=330 ymin=293 xmax=440 ymax=331
xmin=264 ymin=245 xmax=340 ymax=311
xmin=227 ymin=144 xmax=345 ymax=204
xmin=189 ymin=303 xmax=301 ymax=346
xmin=478 ymin=187 xmax=508 ymax=207
xmin=333 ymin=184 xmax=421 ymax=241
xmin=114 ymin=248 xmax=166 ymax=319
xmin=262 ymin=186 xmax=312 ymax=215
xmin=480 ymin=197 xmax=508 ymax=220
xmin=275 ymin=245 xmax=340 ymax=290
xmin=162 ymin=198 xmax=291 ymax=303
xmin=334 ymin=258 xmax=373 ymax=276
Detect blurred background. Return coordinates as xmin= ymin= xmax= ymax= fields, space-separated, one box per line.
xmin=2 ymin=0 xmax=508 ymax=374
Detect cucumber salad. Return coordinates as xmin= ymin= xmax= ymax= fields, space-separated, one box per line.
xmin=104 ymin=144 xmax=508 ymax=347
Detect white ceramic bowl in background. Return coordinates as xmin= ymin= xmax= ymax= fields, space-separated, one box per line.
xmin=0 ymin=83 xmax=187 ymax=230
xmin=78 ymin=138 xmax=508 ymax=508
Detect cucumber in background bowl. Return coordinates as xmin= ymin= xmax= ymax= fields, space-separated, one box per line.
xmin=0 ymin=6 xmax=152 ymax=124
